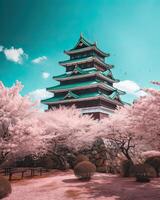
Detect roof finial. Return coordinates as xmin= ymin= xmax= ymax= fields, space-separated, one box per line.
xmin=80 ymin=32 xmax=83 ymax=38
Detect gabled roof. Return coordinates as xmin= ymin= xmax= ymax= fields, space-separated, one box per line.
xmin=110 ymin=91 xmax=118 ymax=99
xmin=71 ymin=66 xmax=84 ymax=75
xmin=102 ymin=70 xmax=112 ymax=76
xmin=64 ymin=34 xmax=109 ymax=57
xmin=72 ymin=34 xmax=93 ymax=50
xmin=63 ymin=91 xmax=79 ymax=99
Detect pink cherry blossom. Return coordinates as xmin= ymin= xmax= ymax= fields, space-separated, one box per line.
xmin=0 ymin=81 xmax=48 ymax=165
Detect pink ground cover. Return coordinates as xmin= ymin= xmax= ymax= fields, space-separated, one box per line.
xmin=4 ymin=170 xmax=160 ymax=200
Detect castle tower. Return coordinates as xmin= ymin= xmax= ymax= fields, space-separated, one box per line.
xmin=41 ymin=35 xmax=125 ymax=119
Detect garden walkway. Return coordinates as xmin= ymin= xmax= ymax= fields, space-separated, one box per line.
xmin=4 ymin=170 xmax=160 ymax=200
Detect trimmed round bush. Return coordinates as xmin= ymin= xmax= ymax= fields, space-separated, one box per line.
xmin=120 ymin=160 xmax=134 ymax=177
xmin=0 ymin=176 xmax=12 ymax=199
xmin=133 ymin=164 xmax=153 ymax=182
xmin=74 ymin=161 xmax=96 ymax=180
xmin=134 ymin=164 xmax=156 ymax=178
xmin=136 ymin=174 xmax=150 ymax=183
xmin=145 ymin=156 xmax=160 ymax=177
xmin=75 ymin=154 xmax=89 ymax=165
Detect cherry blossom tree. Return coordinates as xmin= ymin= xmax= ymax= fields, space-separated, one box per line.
xmin=0 ymin=81 xmax=99 ymax=167
xmin=39 ymin=82 xmax=160 ymax=164
xmin=35 ymin=106 xmax=100 ymax=168
xmin=0 ymin=81 xmax=48 ymax=165
xmin=40 ymin=106 xmax=99 ymax=151
xmin=97 ymin=83 xmax=160 ymax=162
xmin=1 ymin=79 xmax=160 ymax=168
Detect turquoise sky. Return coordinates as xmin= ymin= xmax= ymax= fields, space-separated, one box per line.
xmin=0 ymin=0 xmax=160 ymax=103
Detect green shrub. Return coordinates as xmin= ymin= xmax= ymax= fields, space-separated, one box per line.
xmin=133 ymin=164 xmax=153 ymax=182
xmin=74 ymin=161 xmax=96 ymax=180
xmin=120 ymin=160 xmax=134 ymax=177
xmin=145 ymin=164 xmax=156 ymax=177
xmin=145 ymin=156 xmax=160 ymax=177
xmin=75 ymin=155 xmax=89 ymax=165
xmin=0 ymin=176 xmax=12 ymax=199
xmin=136 ymin=174 xmax=150 ymax=182
xmin=134 ymin=164 xmax=156 ymax=178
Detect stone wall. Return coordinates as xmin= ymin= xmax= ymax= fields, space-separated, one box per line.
xmin=51 ymin=138 xmax=120 ymax=173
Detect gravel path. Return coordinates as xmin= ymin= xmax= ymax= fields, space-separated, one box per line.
xmin=4 ymin=170 xmax=160 ymax=200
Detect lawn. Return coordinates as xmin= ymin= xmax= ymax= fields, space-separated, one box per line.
xmin=4 ymin=170 xmax=160 ymax=200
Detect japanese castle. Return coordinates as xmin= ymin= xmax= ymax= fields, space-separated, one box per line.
xmin=42 ymin=35 xmax=125 ymax=119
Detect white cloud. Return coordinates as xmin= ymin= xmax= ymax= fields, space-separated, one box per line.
xmin=114 ymin=80 xmax=147 ymax=97
xmin=135 ymin=90 xmax=147 ymax=97
xmin=114 ymin=80 xmax=139 ymax=93
xmin=28 ymin=88 xmax=52 ymax=111
xmin=3 ymin=47 xmax=28 ymax=64
xmin=32 ymin=56 xmax=47 ymax=64
xmin=29 ymin=88 xmax=52 ymax=101
xmin=0 ymin=45 xmax=3 ymax=52
xmin=42 ymin=72 xmax=50 ymax=79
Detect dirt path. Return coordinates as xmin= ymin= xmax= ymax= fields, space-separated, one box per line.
xmin=4 ymin=170 xmax=160 ymax=200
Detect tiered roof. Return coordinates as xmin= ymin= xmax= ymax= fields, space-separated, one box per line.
xmin=53 ymin=68 xmax=119 ymax=83
xmin=42 ymin=34 xmax=125 ymax=116
xmin=46 ymin=79 xmax=124 ymax=94
xmin=41 ymin=91 xmax=124 ymax=106
xmin=59 ymin=56 xmax=113 ymax=69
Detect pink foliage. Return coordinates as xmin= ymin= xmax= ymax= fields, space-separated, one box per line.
xmin=1 ymin=80 xmax=160 ymax=164
xmin=98 ymin=85 xmax=160 ymax=160
xmin=0 ymin=81 xmax=99 ymax=164
xmin=0 ymin=81 xmax=48 ymax=164
xmin=39 ymin=83 xmax=160 ymax=161
xmin=142 ymin=150 xmax=160 ymax=158
xmin=40 ymin=106 xmax=99 ymax=151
